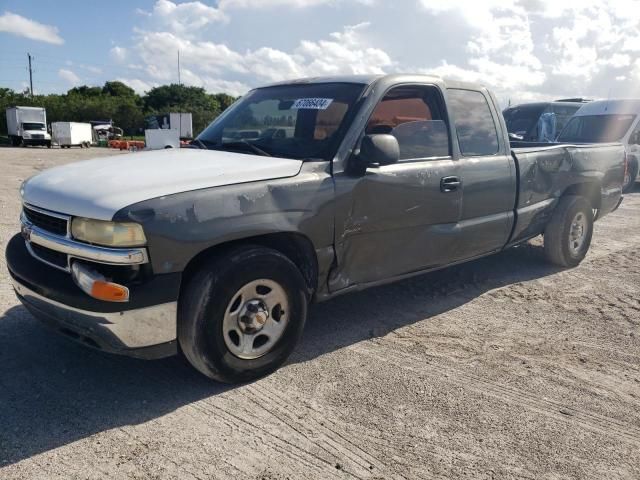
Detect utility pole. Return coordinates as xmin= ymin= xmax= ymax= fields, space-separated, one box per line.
xmin=27 ymin=53 xmax=34 ymax=97
xmin=177 ymin=49 xmax=182 ymax=141
xmin=177 ymin=50 xmax=181 ymax=86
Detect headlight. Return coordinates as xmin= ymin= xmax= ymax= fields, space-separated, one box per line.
xmin=71 ymin=218 xmax=146 ymax=247
xmin=23 ymin=132 xmax=31 ymax=138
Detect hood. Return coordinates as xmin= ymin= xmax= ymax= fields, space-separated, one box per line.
xmin=22 ymin=148 xmax=303 ymax=220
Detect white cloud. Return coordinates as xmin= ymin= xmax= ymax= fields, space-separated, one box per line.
xmin=58 ymin=69 xmax=80 ymax=85
xmin=415 ymin=0 xmax=640 ymax=101
xmin=110 ymin=46 xmax=128 ymax=62
xmin=82 ymin=65 xmax=103 ymax=74
xmin=113 ymin=22 xmax=392 ymax=94
xmin=220 ymin=0 xmax=334 ymax=7
xmin=296 ymin=22 xmax=392 ymax=76
xmin=147 ymin=0 xmax=227 ymax=33
xmin=116 ymin=77 xmax=155 ymax=93
xmin=219 ymin=0 xmax=374 ymax=8
xmin=0 ymin=12 xmax=63 ymax=44
xmin=97 ymin=0 xmax=640 ymax=103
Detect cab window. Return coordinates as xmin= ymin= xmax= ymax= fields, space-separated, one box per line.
xmin=447 ymin=89 xmax=499 ymax=156
xmin=366 ymin=85 xmax=450 ymax=161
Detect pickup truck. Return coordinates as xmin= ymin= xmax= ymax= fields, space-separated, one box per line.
xmin=6 ymin=75 xmax=626 ymax=383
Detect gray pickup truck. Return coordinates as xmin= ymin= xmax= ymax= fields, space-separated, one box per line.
xmin=7 ymin=75 xmax=626 ymax=383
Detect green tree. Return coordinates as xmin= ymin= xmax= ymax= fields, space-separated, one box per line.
xmin=1 ymin=80 xmax=238 ymax=139
xmin=102 ymin=81 xmax=137 ymax=98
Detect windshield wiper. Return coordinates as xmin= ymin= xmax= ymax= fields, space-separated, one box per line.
xmin=220 ymin=140 xmax=272 ymax=157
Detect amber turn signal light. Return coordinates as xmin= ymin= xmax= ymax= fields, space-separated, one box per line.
xmin=71 ymin=262 xmax=130 ymax=303
xmin=91 ymin=281 xmax=129 ymax=302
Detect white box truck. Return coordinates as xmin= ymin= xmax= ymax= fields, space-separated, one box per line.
xmin=145 ymin=112 xmax=193 ymax=139
xmin=52 ymin=122 xmax=93 ymax=148
xmin=6 ymin=106 xmax=51 ymax=147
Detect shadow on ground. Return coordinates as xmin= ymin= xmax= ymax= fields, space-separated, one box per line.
xmin=0 ymin=242 xmax=559 ymax=465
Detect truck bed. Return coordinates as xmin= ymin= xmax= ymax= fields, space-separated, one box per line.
xmin=507 ymin=142 xmax=626 ymax=246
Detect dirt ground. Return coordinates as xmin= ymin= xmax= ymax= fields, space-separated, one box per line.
xmin=0 ymin=145 xmax=639 ymax=480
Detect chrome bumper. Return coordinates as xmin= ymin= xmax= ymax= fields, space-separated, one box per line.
xmin=12 ymin=276 xmax=177 ymax=358
xmin=21 ymin=209 xmax=148 ymax=272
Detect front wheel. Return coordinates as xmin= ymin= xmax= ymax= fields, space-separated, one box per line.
xmin=178 ymin=246 xmax=308 ymax=383
xmin=543 ymin=195 xmax=594 ymax=267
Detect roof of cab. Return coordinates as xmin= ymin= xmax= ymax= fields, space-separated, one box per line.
xmin=574 ymin=99 xmax=640 ymax=116
xmin=261 ymin=75 xmax=384 ymax=88
xmin=258 ymin=74 xmax=484 ymax=91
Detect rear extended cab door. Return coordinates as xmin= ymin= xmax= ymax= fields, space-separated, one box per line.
xmin=444 ymin=85 xmax=517 ymax=261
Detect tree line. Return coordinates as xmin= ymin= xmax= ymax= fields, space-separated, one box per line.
xmin=0 ymin=81 xmax=238 ymax=137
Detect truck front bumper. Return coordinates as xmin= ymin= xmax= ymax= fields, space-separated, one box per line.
xmin=22 ymin=139 xmax=50 ymax=146
xmin=6 ymin=234 xmax=180 ymax=359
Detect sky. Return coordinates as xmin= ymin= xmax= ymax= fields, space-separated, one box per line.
xmin=1 ymin=0 xmax=640 ymax=107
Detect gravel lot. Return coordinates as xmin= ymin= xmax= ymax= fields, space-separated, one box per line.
xmin=1 ymin=146 xmax=639 ymax=479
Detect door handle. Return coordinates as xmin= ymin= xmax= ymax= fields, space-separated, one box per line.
xmin=440 ymin=176 xmax=461 ymax=192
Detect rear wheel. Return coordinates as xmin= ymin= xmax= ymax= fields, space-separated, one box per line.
xmin=178 ymin=246 xmax=308 ymax=383
xmin=543 ymin=195 xmax=593 ymax=267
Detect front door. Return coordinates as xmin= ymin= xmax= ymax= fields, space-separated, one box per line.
xmin=330 ymin=84 xmax=463 ymax=290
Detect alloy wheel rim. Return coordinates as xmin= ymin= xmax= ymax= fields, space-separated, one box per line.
xmin=222 ymin=279 xmax=289 ymax=360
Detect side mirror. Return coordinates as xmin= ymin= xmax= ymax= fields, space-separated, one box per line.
xmin=359 ymin=134 xmax=400 ymax=167
xmin=629 ymin=132 xmax=640 ymax=145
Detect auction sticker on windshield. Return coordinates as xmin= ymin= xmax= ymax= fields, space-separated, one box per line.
xmin=292 ymin=98 xmax=333 ymax=110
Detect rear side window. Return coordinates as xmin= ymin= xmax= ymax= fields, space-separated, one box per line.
xmin=366 ymin=85 xmax=450 ymax=160
xmin=549 ymin=104 xmax=581 ymax=135
xmin=447 ymin=89 xmax=499 ymax=156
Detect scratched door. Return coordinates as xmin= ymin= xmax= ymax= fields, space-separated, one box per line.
xmin=334 ymin=157 xmax=462 ymax=287
xmin=332 ymin=85 xmax=464 ymax=288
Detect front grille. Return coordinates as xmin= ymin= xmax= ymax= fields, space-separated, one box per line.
xmin=29 ymin=243 xmax=68 ymax=270
xmin=23 ymin=206 xmax=68 ymax=236
xmin=31 ymin=134 xmax=44 ymax=139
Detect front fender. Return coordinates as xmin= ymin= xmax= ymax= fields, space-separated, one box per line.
xmin=113 ymin=162 xmax=336 ymax=275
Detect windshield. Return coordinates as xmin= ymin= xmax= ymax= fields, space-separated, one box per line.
xmin=22 ymin=122 xmax=45 ymax=131
xmin=557 ymin=114 xmax=636 ymax=143
xmin=196 ymin=82 xmax=365 ymax=160
xmin=503 ymin=105 xmax=546 ymax=139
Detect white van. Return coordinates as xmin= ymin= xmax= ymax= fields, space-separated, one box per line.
xmin=557 ymin=99 xmax=640 ymax=192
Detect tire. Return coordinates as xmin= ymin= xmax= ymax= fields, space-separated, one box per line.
xmin=623 ymin=158 xmax=638 ymax=193
xmin=46 ymin=141 xmax=51 ymax=149
xmin=178 ymin=245 xmax=308 ymax=383
xmin=543 ymin=195 xmax=594 ymax=267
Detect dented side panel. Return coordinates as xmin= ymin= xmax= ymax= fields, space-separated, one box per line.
xmin=509 ymin=143 xmax=625 ymax=245
xmin=329 ymin=159 xmax=462 ymax=289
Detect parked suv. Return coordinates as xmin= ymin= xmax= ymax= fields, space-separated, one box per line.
xmin=503 ymin=100 xmax=587 ymax=142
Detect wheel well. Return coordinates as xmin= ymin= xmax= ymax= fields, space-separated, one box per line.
xmin=180 ymin=232 xmax=319 ymax=298
xmin=562 ymin=182 xmax=601 ymax=210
